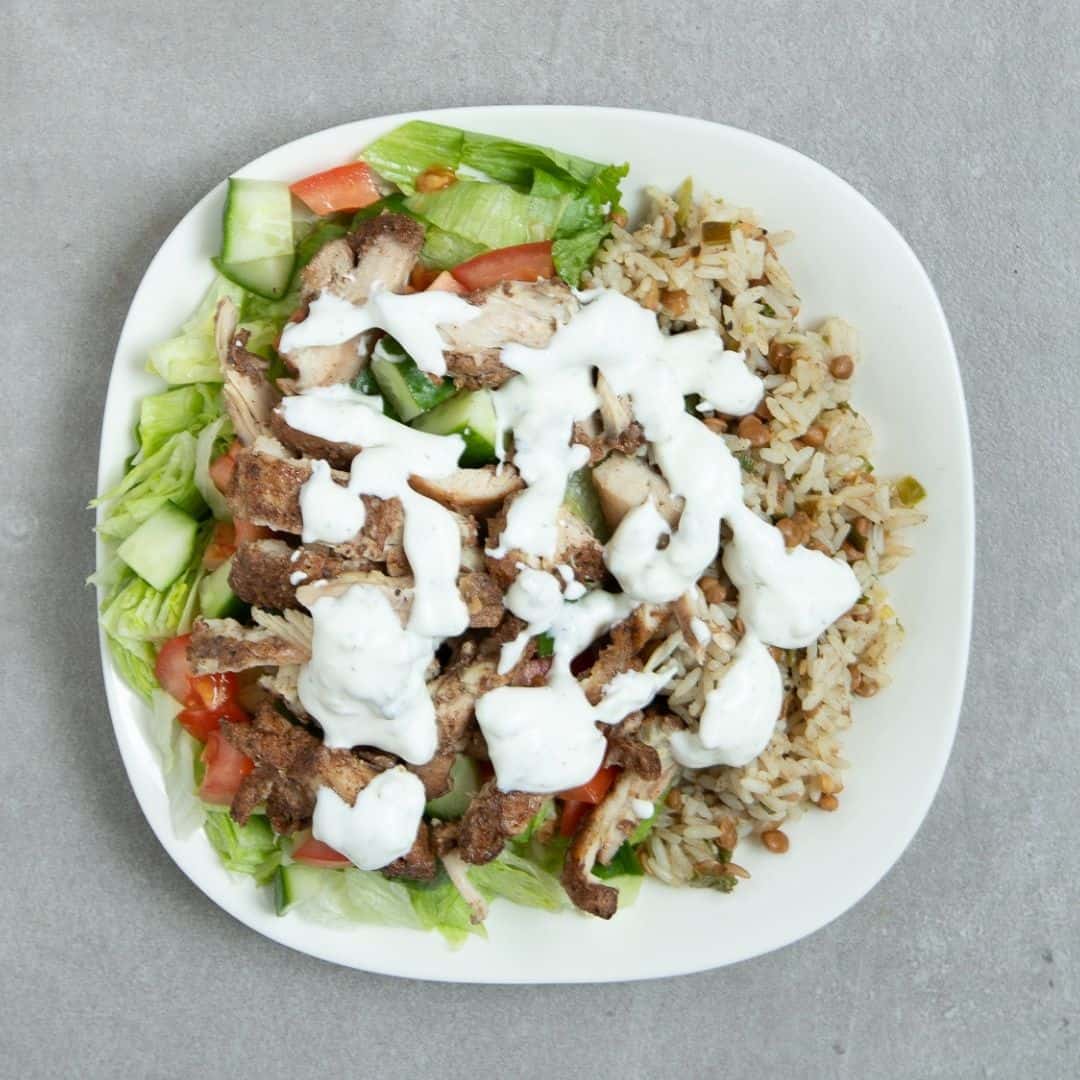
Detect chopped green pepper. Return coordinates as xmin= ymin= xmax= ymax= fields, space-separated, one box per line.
xmin=894 ymin=475 xmax=927 ymax=507
xmin=701 ymin=220 xmax=732 ymax=246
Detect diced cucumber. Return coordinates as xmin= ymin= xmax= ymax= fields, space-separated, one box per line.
xmin=116 ymin=503 xmax=199 ymax=591
xmin=221 ymin=179 xmax=294 ymax=263
xmin=371 ymin=336 xmax=455 ymax=422
xmin=411 ymin=389 xmax=497 ymax=466
xmin=216 ymin=179 xmax=296 ymax=299
xmin=274 ymin=863 xmax=332 ymax=916
xmin=212 ymin=253 xmax=295 ymax=301
xmin=563 ymin=466 xmax=610 ymax=541
xmin=197 ymin=555 xmax=244 ymax=619
xmin=425 ymin=754 xmax=482 ymax=820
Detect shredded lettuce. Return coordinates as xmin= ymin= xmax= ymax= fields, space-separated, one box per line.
xmin=193 ymin=415 xmax=233 ymax=520
xmin=136 ymin=384 xmax=221 ymax=460
xmin=204 ymin=812 xmax=282 ymax=883
xmin=461 ymin=131 xmax=623 ymax=192
xmin=106 ymin=634 xmax=159 ymax=700
xmin=593 ymin=841 xmax=644 ymax=880
xmin=420 ymin=226 xmax=485 ymax=270
xmin=407 ymin=873 xmax=487 ymax=948
xmin=467 ymin=849 xmax=565 ymax=912
xmin=628 ymin=804 xmax=659 ymax=845
xmin=362 ymin=121 xmax=466 ymax=192
xmin=146 ymin=690 xmax=205 ymax=837
xmin=93 ymin=430 xmax=205 ymax=540
xmin=99 ymin=553 xmax=205 ymax=645
xmin=553 ymin=225 xmax=610 ymax=288
xmin=342 ymin=869 xmax=424 ymax=928
xmin=405 ymin=181 xmax=569 ymax=250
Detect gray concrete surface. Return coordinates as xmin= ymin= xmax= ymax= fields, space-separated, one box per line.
xmin=2 ymin=1 xmax=1077 ymax=1076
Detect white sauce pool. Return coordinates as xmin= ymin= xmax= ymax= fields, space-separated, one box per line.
xmin=312 ymin=766 xmax=426 ymax=870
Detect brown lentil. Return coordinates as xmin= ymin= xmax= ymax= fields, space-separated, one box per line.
xmin=755 ymin=398 xmax=773 ymax=420
xmin=768 ymin=340 xmax=795 ymax=374
xmin=852 ymin=516 xmax=872 ymax=539
xmin=801 ymin=424 xmax=826 ymax=448
xmin=717 ymin=818 xmax=738 ymax=853
xmin=609 ymin=210 xmax=628 ymax=228
xmin=830 ymin=353 xmax=855 ymax=380
xmin=761 ymin=829 xmax=790 ymax=854
xmin=818 ymin=794 xmax=840 ymax=812
xmin=699 ymin=576 xmax=729 ymax=606
xmin=737 ymin=414 xmax=770 ymax=447
xmin=703 ymin=416 xmax=728 ymax=435
xmin=414 ymin=166 xmax=456 ymax=193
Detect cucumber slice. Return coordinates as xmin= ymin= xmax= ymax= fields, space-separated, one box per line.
xmin=221 ymin=179 xmax=294 ymax=264
xmin=212 ymin=253 xmax=295 ymax=301
xmin=410 ymin=389 xmax=497 ymax=466
xmin=371 ymin=336 xmax=455 ymax=422
xmin=274 ymin=864 xmax=331 ymax=916
xmin=197 ymin=555 xmax=244 ymax=619
xmin=425 ymin=755 xmax=482 ymax=820
xmin=117 ymin=503 xmax=199 ymax=591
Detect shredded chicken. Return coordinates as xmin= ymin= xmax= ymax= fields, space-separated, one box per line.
xmin=214 ymin=299 xmax=280 ymax=445
xmin=560 ymin=712 xmax=682 ymax=918
xmin=188 ymin=615 xmax=310 ymax=674
xmin=591 ymin=452 xmax=684 ymax=531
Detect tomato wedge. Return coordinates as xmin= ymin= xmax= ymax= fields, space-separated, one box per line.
xmin=202 ymin=521 xmax=237 ymax=570
xmin=451 ymin=241 xmax=555 ymax=290
xmin=290 ymin=162 xmax=382 ymax=215
xmin=408 ymin=264 xmax=441 ymax=291
xmin=154 ymin=634 xmax=194 ymax=704
xmin=178 ymin=701 xmax=247 ymax=743
xmin=559 ymin=799 xmax=591 ymax=837
xmin=198 ymin=729 xmax=254 ymax=805
xmin=187 ymin=671 xmax=238 ymax=711
xmin=559 ymin=765 xmax=619 ymax=805
xmin=208 ymin=439 xmax=241 ymax=496
xmin=292 ymin=835 xmax=351 ymax=868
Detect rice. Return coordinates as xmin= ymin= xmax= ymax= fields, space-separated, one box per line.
xmin=584 ymin=185 xmax=926 ymax=889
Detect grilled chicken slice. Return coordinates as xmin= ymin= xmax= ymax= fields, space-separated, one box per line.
xmin=269 ymin=408 xmax=360 ymax=469
xmin=577 ymin=603 xmax=672 ymax=705
xmin=438 ymin=279 xmax=580 ymax=388
xmin=408 ymin=464 xmax=524 ymax=517
xmin=188 ymin=613 xmax=311 ymax=674
xmin=282 ymin=215 xmax=426 ymax=390
xmin=591 ymin=452 xmax=684 ymax=531
xmin=457 ymin=783 xmax=547 ymax=865
xmin=221 ymin=703 xmax=435 ymax=879
xmin=560 ymin=713 xmax=681 ymax=918
xmin=485 ymin=497 xmax=606 ymax=589
xmin=214 ymin=299 xmax=280 ymax=445
xmin=227 ymin=448 xmax=478 ymax=565
xmin=230 ymin=538 xmax=502 ymax=625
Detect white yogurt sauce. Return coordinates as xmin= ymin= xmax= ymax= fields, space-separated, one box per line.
xmin=312 ymin=766 xmax=426 ymax=870
xmin=480 ymin=588 xmax=676 ymax=792
xmin=297 ymin=459 xmax=367 ymax=545
xmin=669 ymin=630 xmax=784 ymax=768
xmin=631 ymin=798 xmax=654 ymax=819
xmin=497 ymin=567 xmax=566 ymax=675
xmin=299 ymin=587 xmax=438 ymax=763
xmin=278 ymin=286 xmax=480 ymax=377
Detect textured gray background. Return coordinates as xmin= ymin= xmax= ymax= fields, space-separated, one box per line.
xmin=2 ymin=1 xmax=1077 ymax=1077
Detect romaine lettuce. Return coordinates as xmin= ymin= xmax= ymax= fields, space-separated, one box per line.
xmin=94 ymin=431 xmax=205 ymax=540
xmin=467 ymin=849 xmax=566 ymax=912
xmin=362 ymin=121 xmax=465 ymax=192
xmin=407 ymin=872 xmax=487 ymax=948
xmin=147 ymin=690 xmax=206 ymax=838
xmin=99 ymin=554 xmax=204 ymax=644
xmin=204 ymin=812 xmax=281 ymax=883
xmin=136 ymin=384 xmax=221 ymax=459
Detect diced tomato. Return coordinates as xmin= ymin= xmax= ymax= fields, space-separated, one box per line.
xmin=178 ymin=701 xmax=248 ymax=743
xmin=290 ymin=162 xmax=382 ymax=215
xmin=292 ymin=835 xmax=351 ymax=868
xmin=208 ymin=439 xmax=241 ymax=496
xmin=559 ymin=765 xmax=619 ymax=805
xmin=425 ymin=271 xmax=467 ymax=294
xmin=202 ymin=521 xmax=237 ymax=570
xmin=154 ymin=634 xmax=194 ymax=704
xmin=409 ymin=264 xmax=441 ymax=291
xmin=187 ymin=671 xmax=238 ymax=711
xmin=559 ymin=799 xmax=591 ymax=837
xmin=233 ymin=519 xmax=272 ymax=545
xmin=198 ymin=729 xmax=254 ymax=805
xmin=451 ymin=241 xmax=555 ymax=290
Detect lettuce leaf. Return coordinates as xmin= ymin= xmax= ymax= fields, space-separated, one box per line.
xmin=106 ymin=634 xmax=158 ymax=700
xmin=136 ymin=384 xmax=221 ymax=459
xmin=99 ymin=554 xmax=205 ymax=644
xmin=362 ymin=121 xmax=465 ymax=192
xmin=553 ymin=225 xmax=610 ymax=288
xmin=461 ymin=131 xmax=621 ymax=191
xmin=407 ymin=873 xmax=486 ymax=948
xmin=592 ymin=841 xmax=644 ymax=880
xmin=405 ymin=181 xmax=569 ymax=250
xmin=420 ymin=226 xmax=485 ymax=270
xmin=93 ymin=430 xmax=205 ymax=540
xmin=204 ymin=812 xmax=281 ymax=883
xmin=342 ymin=869 xmax=424 ymax=928
xmin=147 ymin=690 xmax=205 ymax=838
xmin=467 ymin=849 xmax=565 ymax=912
xmin=193 ymin=415 xmax=233 ymax=520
